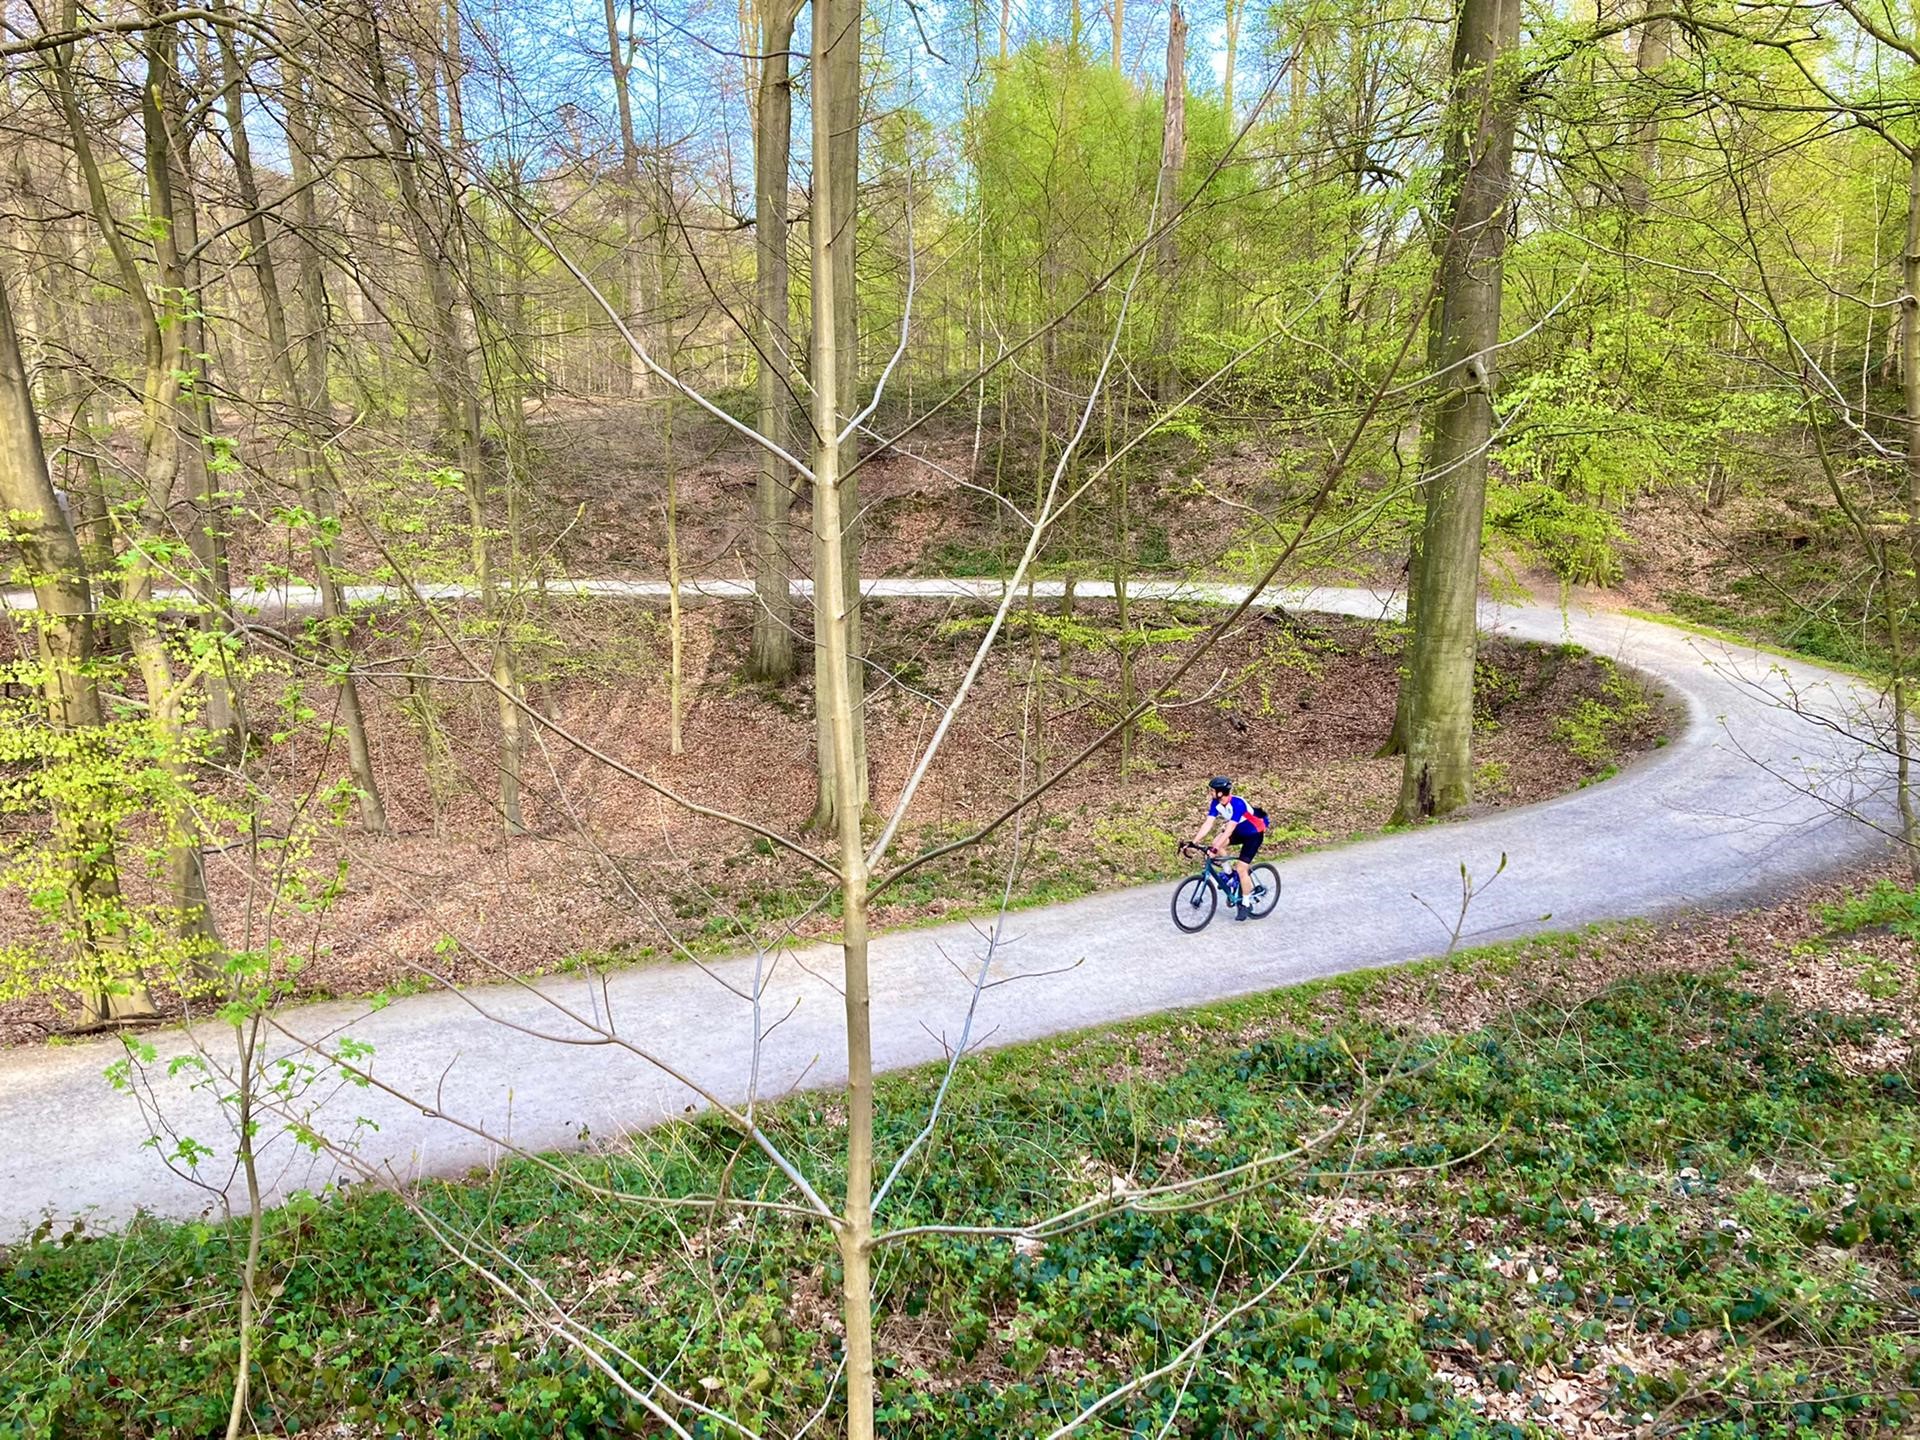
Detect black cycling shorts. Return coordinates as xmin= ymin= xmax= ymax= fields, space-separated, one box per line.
xmin=1228 ymin=821 xmax=1264 ymax=864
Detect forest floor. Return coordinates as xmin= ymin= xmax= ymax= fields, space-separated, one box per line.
xmin=0 ymin=598 xmax=1668 ymax=1044
xmin=499 ymin=400 xmax=1876 ymax=669
xmin=1609 ymin=478 xmax=1900 ymax=675
xmin=4 ymin=410 xmax=1913 ymax=1433
xmin=4 ymin=860 xmax=1912 ymax=1438
xmin=300 ymin=399 xmax=1383 ymax=595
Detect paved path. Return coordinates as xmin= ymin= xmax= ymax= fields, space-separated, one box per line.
xmin=0 ymin=583 xmax=1896 ymax=1236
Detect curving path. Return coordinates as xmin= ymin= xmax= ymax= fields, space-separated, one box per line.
xmin=0 ymin=582 xmax=1897 ymax=1237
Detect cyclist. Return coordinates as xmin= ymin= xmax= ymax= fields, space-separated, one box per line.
xmin=1189 ymin=776 xmax=1268 ymax=922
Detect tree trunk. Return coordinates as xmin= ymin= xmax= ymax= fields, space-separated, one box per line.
xmin=636 ymin=5 xmax=683 ymax=751
xmin=1382 ymin=148 xmax=1457 ymax=762
xmin=223 ymin=8 xmax=389 ymax=832
xmin=807 ymin=0 xmax=878 ymax=1432
xmin=1381 ymin=361 xmax=1438 ymax=760
xmin=1155 ymin=2 xmax=1188 ymax=401
xmin=1110 ymin=0 xmax=1123 ymax=68
xmin=447 ymin=35 xmax=534 ymax=840
xmin=811 ymin=0 xmax=868 ymax=833
xmin=665 ymin=390 xmax=685 ymax=755
xmin=343 ymin=161 xmax=378 ymax=338
xmin=604 ymin=0 xmax=655 ymax=399
xmin=405 ymin=669 xmax=455 ymax=837
xmin=63 ymin=380 xmax=118 ymax=645
xmin=367 ymin=16 xmax=527 ymax=833
xmin=49 ymin=4 xmax=225 ymax=975
xmin=135 ymin=8 xmax=227 ymax=967
xmin=153 ymin=19 xmax=241 ymax=751
xmin=1393 ymin=0 xmax=1523 ymax=823
xmin=0 ymin=260 xmax=153 ymax=1026
xmin=223 ymin=1018 xmax=266 ymax=1440
xmin=749 ymin=0 xmax=800 ymax=682
xmin=1622 ymin=1 xmax=1669 ymax=216
xmin=1897 ymin=142 xmax=1920 ymax=879
xmin=1111 ymin=390 xmax=1134 ymax=776
xmin=37 ymin=166 xmax=122 ymax=649
xmin=45 ymin=8 xmax=226 ymax=1006
xmin=1223 ymin=0 xmax=1239 ymax=119
xmin=1378 ymin=531 xmax=1421 ymax=757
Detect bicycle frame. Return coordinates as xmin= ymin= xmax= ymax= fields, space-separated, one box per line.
xmin=1184 ymin=845 xmax=1241 ymax=895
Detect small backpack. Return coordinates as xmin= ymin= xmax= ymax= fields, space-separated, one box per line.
xmin=1248 ymin=806 xmax=1269 ymax=835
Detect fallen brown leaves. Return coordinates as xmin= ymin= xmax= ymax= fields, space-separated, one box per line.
xmin=1 ymin=605 xmax=1659 ymax=1044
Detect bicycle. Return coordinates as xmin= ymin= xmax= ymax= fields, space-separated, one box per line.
xmin=1171 ymin=841 xmax=1280 ymax=932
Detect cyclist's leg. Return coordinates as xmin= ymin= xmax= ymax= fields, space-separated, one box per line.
xmin=1231 ymin=825 xmax=1259 ymax=899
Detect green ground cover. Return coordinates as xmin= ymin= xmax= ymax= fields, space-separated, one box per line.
xmin=3 ymin=915 xmax=1914 ymax=1439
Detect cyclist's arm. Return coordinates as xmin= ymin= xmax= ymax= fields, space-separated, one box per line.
xmin=1191 ymin=813 xmax=1220 ymax=846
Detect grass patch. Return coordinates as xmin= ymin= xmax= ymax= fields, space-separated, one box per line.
xmin=1818 ymin=880 xmax=1920 ymax=942
xmin=4 ymin=935 xmax=1913 ymax=1438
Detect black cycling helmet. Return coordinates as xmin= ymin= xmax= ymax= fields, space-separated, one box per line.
xmin=1209 ymin=776 xmax=1232 ymax=794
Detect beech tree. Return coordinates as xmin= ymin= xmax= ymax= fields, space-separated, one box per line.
xmin=809 ymin=0 xmax=870 ymax=833
xmin=44 ymin=4 xmax=226 ymax=974
xmin=1393 ymin=0 xmax=1523 ymax=822
xmin=748 ymin=0 xmax=801 ymax=683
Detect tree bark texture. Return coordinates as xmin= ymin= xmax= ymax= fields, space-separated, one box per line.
xmin=49 ymin=5 xmax=225 ymax=974
xmin=152 ymin=32 xmax=241 ymax=748
xmin=749 ymin=0 xmax=800 ymax=683
xmin=1896 ymin=142 xmax=1920 ymax=879
xmin=811 ymin=0 xmax=868 ymax=833
xmin=1155 ymin=2 xmax=1187 ymax=400
xmin=1393 ymin=0 xmax=1523 ymax=822
xmin=808 ymin=0 xmax=877 ymax=1431
xmin=1623 ymin=1 xmax=1669 ymax=216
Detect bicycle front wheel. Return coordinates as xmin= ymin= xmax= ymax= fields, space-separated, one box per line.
xmin=1246 ymin=863 xmax=1281 ymax=918
xmin=1171 ymin=875 xmax=1218 ymax=933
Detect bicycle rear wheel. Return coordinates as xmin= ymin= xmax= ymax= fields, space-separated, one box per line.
xmin=1171 ymin=875 xmax=1217 ymax=932
xmin=1246 ymin=863 xmax=1281 ymax=918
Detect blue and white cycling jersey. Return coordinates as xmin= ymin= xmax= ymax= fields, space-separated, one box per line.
xmin=1207 ymin=794 xmax=1251 ymax=827
xmin=1209 ymin=795 xmax=1268 ymax=835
